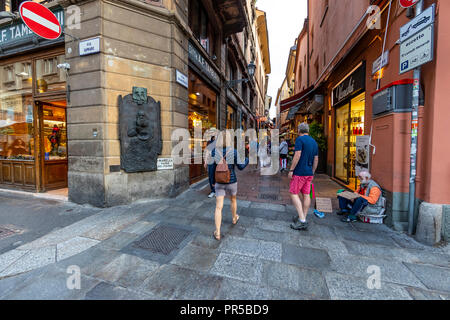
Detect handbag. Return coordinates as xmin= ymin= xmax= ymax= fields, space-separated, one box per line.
xmin=215 ymin=157 xmax=231 ymax=184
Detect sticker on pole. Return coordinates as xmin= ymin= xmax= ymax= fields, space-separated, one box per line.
xmin=19 ymin=1 xmax=62 ymax=40
xmin=399 ymin=0 xmax=420 ymax=8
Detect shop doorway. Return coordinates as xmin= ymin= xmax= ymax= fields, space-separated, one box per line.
xmin=334 ymin=92 xmax=365 ymax=190
xmin=37 ymin=99 xmax=68 ymax=192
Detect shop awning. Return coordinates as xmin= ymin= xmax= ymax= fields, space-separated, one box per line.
xmin=286 ymin=102 xmax=303 ymax=120
xmin=280 ymin=86 xmax=314 ymax=112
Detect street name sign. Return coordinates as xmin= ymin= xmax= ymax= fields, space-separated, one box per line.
xmin=400 ymin=24 xmax=433 ymax=74
xmin=176 ymin=70 xmax=189 ymax=89
xmin=372 ymin=50 xmax=389 ymax=75
xmin=400 ymin=4 xmax=435 ymax=42
xmin=399 ymin=0 xmax=419 ymax=8
xmin=79 ymin=37 xmax=100 ymax=56
xmin=19 ymin=1 xmax=62 ymax=40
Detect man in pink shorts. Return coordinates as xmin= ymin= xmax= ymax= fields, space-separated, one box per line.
xmin=288 ymin=123 xmax=319 ymax=231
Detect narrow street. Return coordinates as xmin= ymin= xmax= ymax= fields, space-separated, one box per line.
xmin=0 ymin=170 xmax=449 ymax=300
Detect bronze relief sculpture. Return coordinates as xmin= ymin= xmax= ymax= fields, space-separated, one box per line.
xmin=119 ymin=87 xmax=162 ymax=173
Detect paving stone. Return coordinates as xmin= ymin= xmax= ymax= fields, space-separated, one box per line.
xmin=261 ymin=260 xmax=329 ymax=299
xmin=0 ymin=249 xmax=29 ymax=273
xmin=243 ymin=227 xmax=300 ymax=246
xmin=171 ymin=244 xmax=219 ymax=272
xmin=140 ymin=264 xmax=192 ymax=299
xmin=400 ymin=248 xmax=450 ymax=268
xmin=84 ymin=282 xmax=128 ymax=300
xmin=298 ymin=236 xmax=348 ymax=259
xmin=172 ymin=269 xmax=224 ymax=300
xmin=343 ymin=240 xmax=408 ymax=261
xmin=298 ymin=223 xmax=338 ymax=240
xmin=334 ymin=226 xmax=398 ymax=247
xmin=405 ymin=287 xmax=450 ymax=300
xmin=121 ymin=221 xmax=157 ymax=235
xmin=219 ymin=236 xmax=282 ymax=262
xmin=190 ymin=234 xmax=221 ymax=250
xmin=160 ymin=206 xmax=198 ymax=219
xmin=270 ymin=287 xmax=318 ymax=300
xmin=249 ymin=202 xmax=285 ymax=212
xmin=81 ymin=215 xmax=142 ymax=241
xmin=56 ymin=237 xmax=100 ymax=262
xmin=390 ymin=232 xmax=442 ymax=252
xmin=325 ymin=272 xmax=412 ymax=300
xmin=255 ymin=218 xmax=294 ymax=233
xmin=0 ymin=246 xmax=56 ymax=277
xmin=97 ymin=232 xmax=137 ymax=251
xmin=210 ymin=253 xmax=263 ymax=284
xmin=329 ymin=255 xmax=425 ymax=288
xmin=2 ymin=265 xmax=99 ymax=300
xmin=93 ymin=253 xmax=160 ymax=290
xmin=0 ymin=264 xmax=50 ymax=299
xmin=240 ymin=208 xmax=281 ymax=220
xmin=282 ymin=244 xmax=331 ymax=270
xmin=403 ymin=263 xmax=450 ymax=293
xmin=215 ymin=278 xmax=273 ymax=300
xmin=120 ymin=289 xmax=161 ymax=300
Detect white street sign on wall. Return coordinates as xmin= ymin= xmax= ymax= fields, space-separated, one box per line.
xmin=157 ymin=158 xmax=174 ymax=170
xmin=176 ymin=70 xmax=189 ymax=89
xmin=400 ymin=25 xmax=433 ymax=74
xmin=79 ymin=37 xmax=100 ymax=56
xmin=372 ymin=51 xmax=389 ymax=75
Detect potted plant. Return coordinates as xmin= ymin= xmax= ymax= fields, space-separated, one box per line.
xmin=309 ymin=121 xmax=327 ymax=173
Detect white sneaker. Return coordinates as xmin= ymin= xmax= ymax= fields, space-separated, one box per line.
xmin=208 ymin=192 xmax=215 ymax=198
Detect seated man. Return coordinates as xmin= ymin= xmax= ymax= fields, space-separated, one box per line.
xmin=338 ymin=170 xmax=383 ymax=223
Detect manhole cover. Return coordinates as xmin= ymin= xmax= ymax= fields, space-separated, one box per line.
xmin=133 ymin=225 xmax=191 ymax=255
xmin=122 ymin=223 xmax=196 ymax=264
xmin=0 ymin=226 xmax=15 ymax=240
xmin=258 ymin=194 xmax=280 ymax=201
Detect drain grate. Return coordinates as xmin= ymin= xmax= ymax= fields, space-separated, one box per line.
xmin=258 ymin=193 xmax=280 ymax=201
xmin=132 ymin=225 xmax=191 ymax=256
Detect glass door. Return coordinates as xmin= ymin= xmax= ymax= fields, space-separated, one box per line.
xmin=39 ymin=101 xmax=68 ymax=190
xmin=335 ymin=103 xmax=350 ymax=184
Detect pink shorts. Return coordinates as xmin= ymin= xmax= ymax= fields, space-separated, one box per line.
xmin=290 ymin=175 xmax=314 ymax=195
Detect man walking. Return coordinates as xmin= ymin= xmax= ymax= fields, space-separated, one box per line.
xmin=289 ymin=123 xmax=319 ymax=231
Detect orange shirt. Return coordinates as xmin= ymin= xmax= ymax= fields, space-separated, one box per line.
xmin=357 ymin=186 xmax=382 ymax=205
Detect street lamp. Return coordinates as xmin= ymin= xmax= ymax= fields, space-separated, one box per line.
xmin=227 ymin=61 xmax=256 ymax=88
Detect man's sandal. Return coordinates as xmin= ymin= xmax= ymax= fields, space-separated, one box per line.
xmin=213 ymin=231 xmax=221 ymax=241
xmin=232 ymin=215 xmax=240 ymax=226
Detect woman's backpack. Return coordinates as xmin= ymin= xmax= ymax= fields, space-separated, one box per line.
xmin=215 ymin=156 xmax=231 ymax=184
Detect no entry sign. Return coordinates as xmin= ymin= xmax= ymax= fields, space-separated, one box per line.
xmin=19 ymin=1 xmax=62 ymax=40
xmin=399 ymin=0 xmax=420 ymax=8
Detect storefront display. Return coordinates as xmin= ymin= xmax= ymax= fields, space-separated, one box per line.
xmin=227 ymin=105 xmax=236 ymax=129
xmin=332 ymin=64 xmax=366 ymax=190
xmin=188 ymin=69 xmax=217 ymax=183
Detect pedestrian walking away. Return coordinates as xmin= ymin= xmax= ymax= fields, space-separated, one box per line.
xmin=204 ymin=130 xmax=217 ymax=198
xmin=288 ymin=122 xmax=319 ymax=231
xmin=210 ymin=134 xmax=249 ymax=241
xmin=280 ymin=138 xmax=289 ymax=172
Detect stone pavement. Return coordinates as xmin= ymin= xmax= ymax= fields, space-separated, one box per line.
xmin=0 ymin=171 xmax=449 ymax=300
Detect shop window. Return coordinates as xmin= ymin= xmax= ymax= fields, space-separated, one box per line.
xmin=227 ymin=105 xmax=236 ymax=129
xmin=35 ymin=55 xmax=66 ymax=94
xmin=42 ymin=104 xmax=67 ymax=160
xmin=0 ymin=61 xmax=34 ymax=161
xmin=188 ymin=0 xmax=217 ymax=58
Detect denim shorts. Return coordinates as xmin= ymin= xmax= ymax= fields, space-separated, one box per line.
xmin=215 ymin=182 xmax=238 ymax=197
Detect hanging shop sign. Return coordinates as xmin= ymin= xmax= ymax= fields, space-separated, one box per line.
xmin=372 ymin=51 xmax=389 ymax=75
xmin=400 ymin=24 xmax=434 ymax=74
xmin=188 ymin=41 xmax=220 ymax=86
xmin=355 ymin=135 xmax=370 ymax=176
xmin=400 ymin=4 xmax=435 ymax=43
xmin=332 ymin=64 xmax=365 ymax=106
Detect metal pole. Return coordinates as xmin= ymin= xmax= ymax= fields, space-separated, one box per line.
xmin=408 ymin=0 xmax=424 ymax=236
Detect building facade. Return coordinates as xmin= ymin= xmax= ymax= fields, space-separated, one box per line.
xmin=280 ymin=0 xmax=450 ymax=239
xmin=0 ymin=0 xmax=270 ymax=207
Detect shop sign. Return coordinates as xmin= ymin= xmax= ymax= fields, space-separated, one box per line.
xmin=157 ymin=158 xmax=174 ymax=170
xmin=176 ymin=70 xmax=188 ymax=89
xmin=332 ymin=64 xmax=365 ymax=106
xmin=400 ymin=4 xmax=435 ymax=43
xmin=0 ymin=8 xmax=64 ymax=45
xmin=79 ymin=37 xmax=100 ymax=56
xmin=188 ymin=41 xmax=220 ymax=86
xmin=399 ymin=24 xmax=434 ymax=74
xmin=372 ymin=51 xmax=389 ymax=75
xmin=355 ymin=135 xmax=370 ymax=176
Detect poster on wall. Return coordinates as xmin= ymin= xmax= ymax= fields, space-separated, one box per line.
xmin=355 ymin=135 xmax=370 ymax=176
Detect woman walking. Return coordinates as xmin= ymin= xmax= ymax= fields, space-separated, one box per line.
xmin=210 ymin=134 xmax=249 ymax=241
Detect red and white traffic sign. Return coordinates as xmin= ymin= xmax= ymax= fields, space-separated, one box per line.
xmin=19 ymin=1 xmax=62 ymax=40
xmin=399 ymin=0 xmax=420 ymax=8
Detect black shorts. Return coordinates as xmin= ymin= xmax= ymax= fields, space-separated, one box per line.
xmin=280 ymin=154 xmax=287 ymax=159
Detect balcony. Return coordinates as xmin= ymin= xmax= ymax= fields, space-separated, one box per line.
xmin=215 ymin=0 xmax=247 ymax=37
